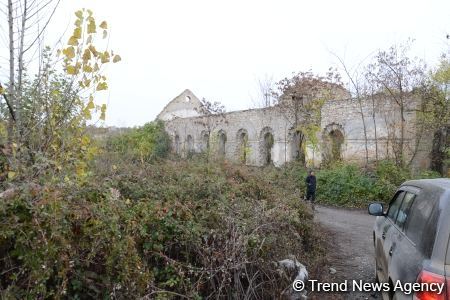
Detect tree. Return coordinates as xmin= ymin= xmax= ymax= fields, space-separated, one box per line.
xmin=366 ymin=41 xmax=426 ymax=167
xmin=333 ymin=54 xmax=371 ymax=166
xmin=251 ymin=74 xmax=275 ymax=108
xmin=2 ymin=0 xmax=61 ymax=140
xmin=194 ymin=98 xmax=227 ymax=161
xmin=272 ymin=70 xmax=343 ymax=165
xmin=0 ymin=8 xmax=121 ymax=180
xmin=418 ymin=54 xmax=450 ymax=175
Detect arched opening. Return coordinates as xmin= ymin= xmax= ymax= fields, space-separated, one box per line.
xmin=174 ymin=135 xmax=180 ymax=154
xmin=260 ymin=128 xmax=274 ymax=166
xmin=217 ymin=131 xmax=227 ymax=157
xmin=323 ymin=124 xmax=345 ymax=164
xmin=186 ymin=135 xmax=194 ymax=155
xmin=201 ymin=132 xmax=210 ymax=153
xmin=291 ymin=130 xmax=306 ymax=165
xmin=236 ymin=129 xmax=249 ymax=164
xmin=329 ymin=129 xmax=344 ymax=161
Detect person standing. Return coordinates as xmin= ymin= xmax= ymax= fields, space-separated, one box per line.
xmin=305 ymin=170 xmax=317 ymax=208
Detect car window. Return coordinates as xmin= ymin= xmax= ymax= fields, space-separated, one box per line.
xmin=395 ymin=192 xmax=415 ymax=229
xmin=387 ymin=191 xmax=405 ymax=221
xmin=405 ymin=194 xmax=436 ymax=257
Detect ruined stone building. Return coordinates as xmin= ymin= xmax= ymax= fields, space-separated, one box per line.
xmin=156 ymin=89 xmax=437 ymax=171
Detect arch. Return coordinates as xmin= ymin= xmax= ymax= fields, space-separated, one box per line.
xmin=289 ymin=129 xmax=306 ymax=165
xmin=217 ymin=130 xmax=227 ymax=157
xmin=174 ymin=134 xmax=181 ymax=154
xmin=259 ymin=127 xmax=274 ymax=166
xmin=200 ymin=131 xmax=210 ymax=153
xmin=186 ymin=135 xmax=194 ymax=154
xmin=323 ymin=123 xmax=345 ymax=163
xmin=236 ymin=129 xmax=249 ymax=164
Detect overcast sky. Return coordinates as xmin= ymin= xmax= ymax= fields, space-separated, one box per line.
xmin=5 ymin=0 xmax=450 ymax=127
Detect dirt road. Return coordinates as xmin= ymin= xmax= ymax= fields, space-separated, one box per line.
xmin=313 ymin=205 xmax=381 ymax=300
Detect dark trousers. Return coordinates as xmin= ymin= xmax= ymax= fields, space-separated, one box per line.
xmin=306 ymin=189 xmax=316 ymax=202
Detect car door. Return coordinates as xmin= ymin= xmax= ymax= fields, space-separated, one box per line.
xmin=387 ymin=191 xmax=418 ymax=300
xmin=376 ymin=190 xmax=406 ymax=284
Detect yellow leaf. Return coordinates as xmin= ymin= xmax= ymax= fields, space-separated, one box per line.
xmin=7 ymin=171 xmax=16 ymax=179
xmin=66 ymin=65 xmax=78 ymax=75
xmin=0 ymin=85 xmax=4 ymax=95
xmin=83 ymin=108 xmax=92 ymax=120
xmin=99 ymin=21 xmax=108 ymax=29
xmin=113 ymin=55 xmax=122 ymax=63
xmin=87 ymin=9 xmax=93 ymax=16
xmin=75 ymin=10 xmax=83 ymax=19
xmin=73 ymin=27 xmax=81 ymax=39
xmin=96 ymin=82 xmax=108 ymax=91
xmin=62 ymin=47 xmax=75 ymax=59
xmin=82 ymin=49 xmax=91 ymax=62
xmin=83 ymin=64 xmax=93 ymax=73
xmin=75 ymin=19 xmax=82 ymax=27
xmin=88 ymin=45 xmax=98 ymax=56
xmin=87 ymin=100 xmax=95 ymax=110
xmin=87 ymin=20 xmax=96 ymax=33
xmin=68 ymin=36 xmax=78 ymax=46
xmin=84 ymin=78 xmax=91 ymax=87
xmin=100 ymin=51 xmax=110 ymax=63
xmin=100 ymin=104 xmax=107 ymax=120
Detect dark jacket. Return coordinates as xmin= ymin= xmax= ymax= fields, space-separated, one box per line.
xmin=305 ymin=175 xmax=316 ymax=192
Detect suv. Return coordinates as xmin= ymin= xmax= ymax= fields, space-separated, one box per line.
xmin=368 ymin=179 xmax=450 ymax=300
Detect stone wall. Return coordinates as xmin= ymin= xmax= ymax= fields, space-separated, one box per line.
xmin=157 ymin=90 xmax=433 ymax=170
xmin=164 ymin=106 xmax=301 ymax=167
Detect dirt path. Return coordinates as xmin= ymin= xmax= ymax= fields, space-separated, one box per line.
xmin=312 ymin=205 xmax=381 ymax=300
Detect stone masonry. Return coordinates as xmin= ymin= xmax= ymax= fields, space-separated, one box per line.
xmin=157 ymin=89 xmax=432 ymax=169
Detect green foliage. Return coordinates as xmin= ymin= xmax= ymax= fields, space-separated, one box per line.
xmin=105 ymin=121 xmax=170 ymax=163
xmin=0 ymin=159 xmax=324 ymax=299
xmin=272 ymin=160 xmax=441 ymax=208
xmin=1 ymin=9 xmax=120 ymax=185
xmin=316 ymin=163 xmax=378 ymax=207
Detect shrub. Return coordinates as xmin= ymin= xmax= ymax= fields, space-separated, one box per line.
xmin=0 ymin=159 xmax=325 ymax=299
xmin=315 ymin=163 xmax=378 ymax=207
xmin=313 ymin=160 xmax=442 ymax=207
xmin=105 ymin=121 xmax=171 ymax=163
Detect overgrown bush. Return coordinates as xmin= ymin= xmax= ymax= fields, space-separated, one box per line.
xmin=263 ymin=160 xmax=441 ymax=208
xmin=316 ymin=163 xmax=378 ymax=207
xmin=314 ymin=160 xmax=441 ymax=207
xmin=0 ymin=158 xmax=325 ymax=299
xmin=105 ymin=121 xmax=171 ymax=163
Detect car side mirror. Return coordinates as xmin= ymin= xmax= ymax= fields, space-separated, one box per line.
xmin=368 ymin=203 xmax=385 ymax=216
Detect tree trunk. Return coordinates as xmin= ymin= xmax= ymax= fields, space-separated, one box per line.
xmin=357 ymin=98 xmax=369 ymax=167
xmin=7 ymin=0 xmax=15 ymax=141
xmin=371 ymin=92 xmax=379 ymax=162
xmin=16 ymin=0 xmax=28 ymax=138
